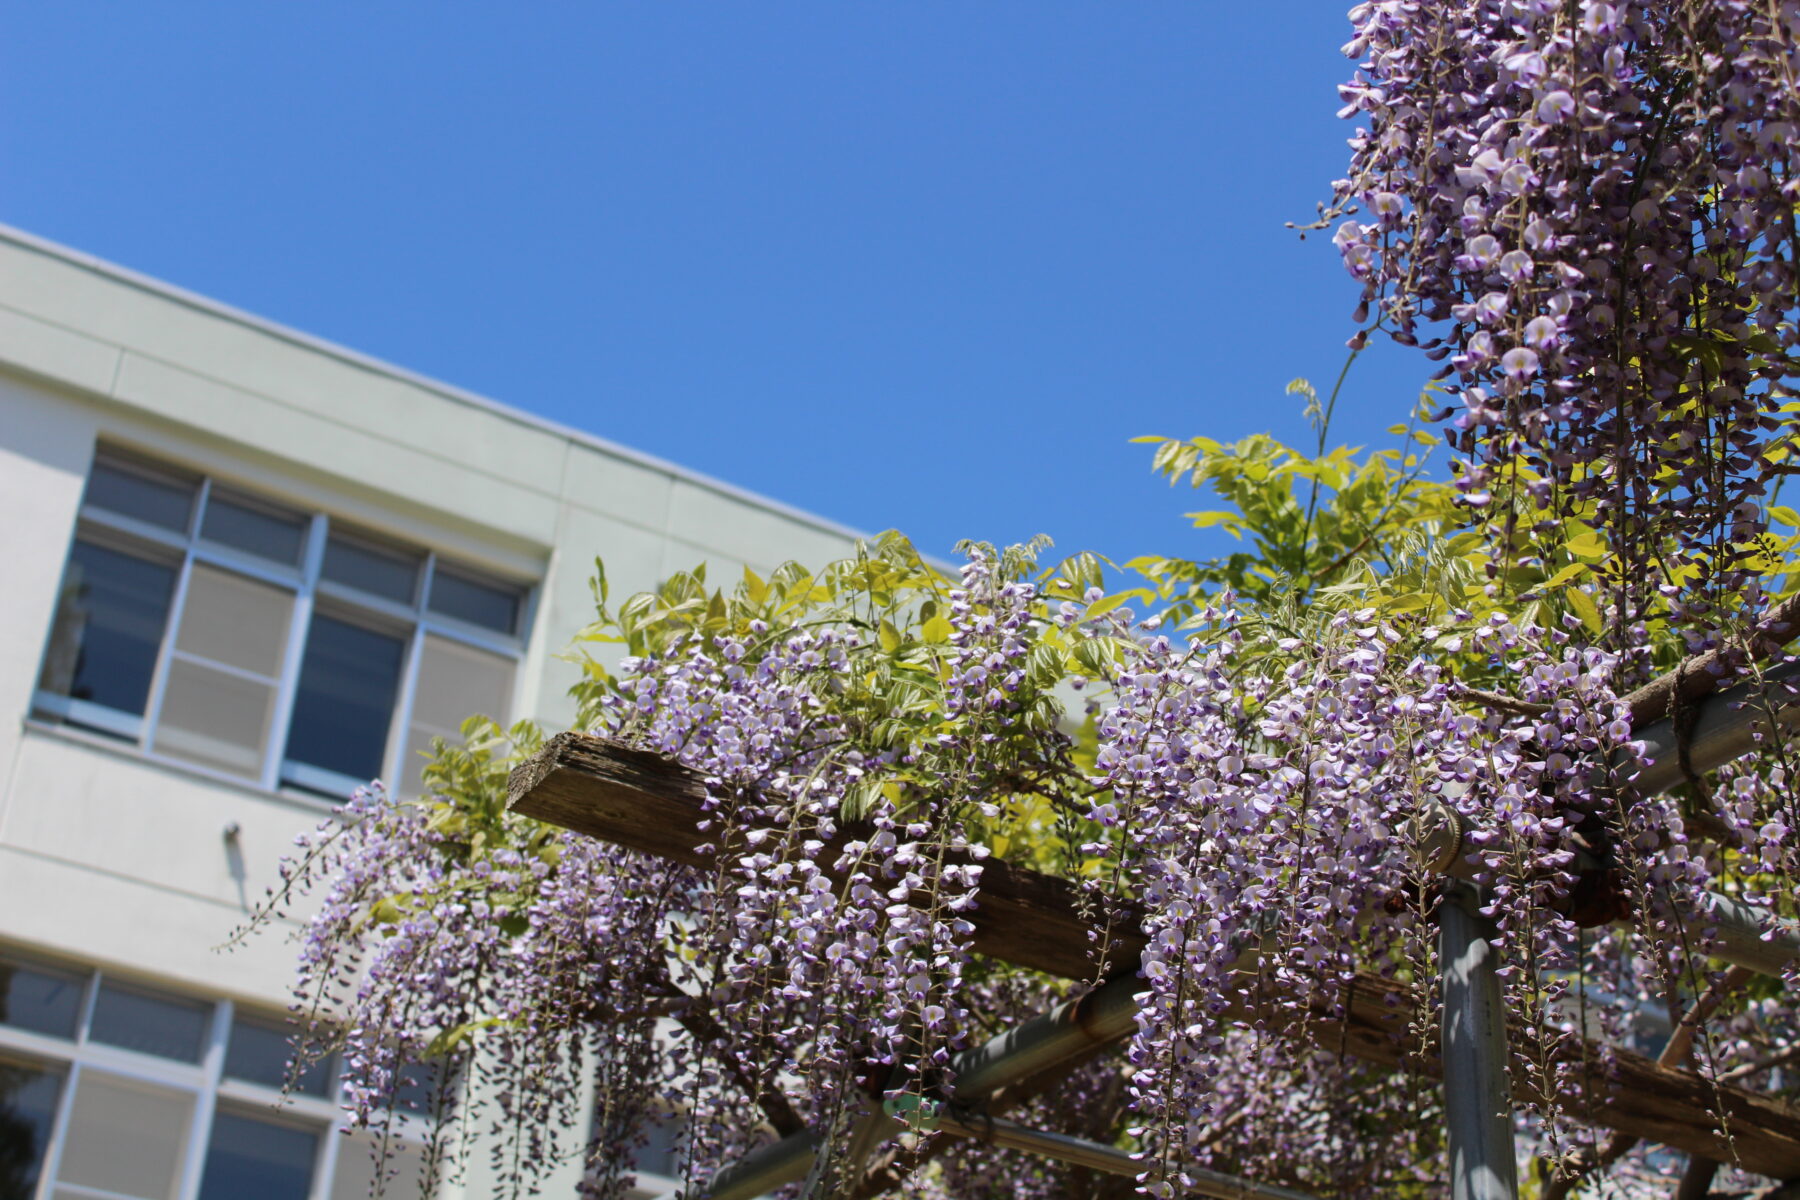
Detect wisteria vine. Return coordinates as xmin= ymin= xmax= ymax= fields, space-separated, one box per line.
xmin=241 ymin=532 xmax=1799 ymax=1199
xmin=1330 ymin=0 xmax=1800 ymax=628
xmin=231 ymin=4 xmax=1800 ymax=1198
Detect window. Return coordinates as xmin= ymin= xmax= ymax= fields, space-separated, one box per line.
xmin=586 ymin=1104 xmax=687 ymax=1199
xmin=0 ymin=949 xmax=432 ymax=1200
xmin=34 ymin=449 xmax=532 ymax=799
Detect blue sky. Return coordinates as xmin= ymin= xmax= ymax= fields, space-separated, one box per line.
xmin=2 ymin=3 xmax=1434 ymax=569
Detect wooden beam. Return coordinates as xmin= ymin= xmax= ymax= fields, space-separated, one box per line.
xmin=507 ymin=732 xmax=1141 ymax=980
xmin=1319 ymin=976 xmax=1800 ymax=1180
xmin=508 ymin=732 xmax=1800 ymax=1180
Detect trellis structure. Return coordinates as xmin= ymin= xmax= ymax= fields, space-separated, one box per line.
xmin=507 ymin=640 xmax=1800 ymax=1199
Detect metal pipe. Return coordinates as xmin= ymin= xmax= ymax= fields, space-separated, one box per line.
xmin=703 ymin=1129 xmax=822 ymax=1200
xmin=1617 ymin=659 xmax=1800 ymax=976
xmin=1439 ymin=883 xmax=1519 ymax=1200
xmin=1631 ymin=661 xmax=1800 ymax=798
xmin=927 ymin=1106 xmax=1322 ymax=1200
xmin=1702 ymin=891 xmax=1800 ymax=979
xmin=1415 ymin=799 xmax=1800 ymax=980
xmin=947 ymin=972 xmax=1143 ymax=1098
xmin=700 ymin=974 xmax=1144 ymax=1199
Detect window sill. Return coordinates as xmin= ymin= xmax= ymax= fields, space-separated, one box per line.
xmin=19 ymin=717 xmax=354 ymax=817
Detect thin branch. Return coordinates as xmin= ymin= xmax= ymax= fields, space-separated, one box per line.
xmin=1623 ymin=592 xmax=1800 ymax=729
xmin=1721 ymin=1041 xmax=1800 ymax=1084
xmin=1456 ymin=685 xmax=1554 ymax=719
xmin=1663 ymin=966 xmax=1753 ymax=1068
xmin=673 ymin=1007 xmax=807 ymax=1139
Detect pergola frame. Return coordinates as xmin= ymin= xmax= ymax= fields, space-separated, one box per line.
xmin=507 ymin=637 xmax=1800 ymax=1199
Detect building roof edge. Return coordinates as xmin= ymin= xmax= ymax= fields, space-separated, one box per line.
xmin=0 ymin=223 xmax=872 ymax=545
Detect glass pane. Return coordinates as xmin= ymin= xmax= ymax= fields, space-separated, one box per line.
xmin=285 ymin=615 xmax=406 ymax=783
xmin=322 ymin=532 xmax=421 ymax=606
xmin=154 ymin=659 xmax=278 ymax=776
xmin=198 ymin=1110 xmax=317 ymax=1200
xmin=633 ymin=1110 xmax=685 ymax=1178
xmin=200 ymin=491 xmax=307 ymax=566
xmin=391 ymin=1058 xmax=448 ymax=1116
xmin=84 ymin=456 xmax=197 ymax=533
xmin=225 ymin=1013 xmax=332 ymax=1097
xmin=0 ymin=1055 xmax=64 ymax=1199
xmin=173 ymin=565 xmax=294 ymax=677
xmin=427 ymin=565 xmax=521 ymax=635
xmin=89 ymin=981 xmax=210 ymax=1062
xmin=0 ymin=957 xmax=84 ymax=1039
xmin=56 ymin=1071 xmax=193 ymax=1200
xmin=329 ymin=1133 xmax=424 ymax=1200
xmin=37 ymin=540 xmax=178 ymax=716
xmin=410 ymin=637 xmax=513 ymax=733
xmin=401 ymin=637 xmax=514 ymax=795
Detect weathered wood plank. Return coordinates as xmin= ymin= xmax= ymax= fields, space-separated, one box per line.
xmin=508 ymin=731 xmax=1800 ymax=1179
xmin=1316 ymin=975 xmax=1800 ymax=1180
xmin=508 ymin=731 xmax=1140 ymax=980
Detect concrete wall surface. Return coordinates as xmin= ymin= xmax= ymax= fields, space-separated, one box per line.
xmin=0 ymin=226 xmax=864 ymax=1199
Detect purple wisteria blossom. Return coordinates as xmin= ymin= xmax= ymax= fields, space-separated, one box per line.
xmin=1332 ymin=0 xmax=1799 ymax=620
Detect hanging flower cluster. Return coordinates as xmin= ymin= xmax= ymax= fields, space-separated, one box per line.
xmin=238 ymin=525 xmax=1800 ymax=1200
xmin=1086 ymin=599 xmax=1725 ymax=1195
xmin=1331 ymin=0 xmax=1798 ymax=613
xmin=232 ymin=10 xmax=1800 ymax=1193
xmin=251 ymin=542 xmax=1108 ymax=1198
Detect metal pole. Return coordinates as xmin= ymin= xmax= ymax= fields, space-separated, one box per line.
xmin=1439 ymin=882 xmax=1518 ymax=1200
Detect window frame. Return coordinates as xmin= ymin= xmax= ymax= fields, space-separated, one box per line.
xmin=32 ymin=448 xmax=536 ymax=802
xmin=0 ymin=948 xmax=432 ymax=1200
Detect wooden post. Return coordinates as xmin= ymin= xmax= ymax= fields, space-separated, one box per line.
xmin=1440 ymin=883 xmax=1519 ymax=1200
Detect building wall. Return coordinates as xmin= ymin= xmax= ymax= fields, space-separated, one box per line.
xmin=0 ymin=226 xmax=862 ymax=1198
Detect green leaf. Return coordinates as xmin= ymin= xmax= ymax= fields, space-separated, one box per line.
xmin=1564 ymin=530 xmax=1607 ymax=559
xmin=1073 ymin=637 xmax=1117 ymax=677
xmin=1565 ymin=586 xmax=1604 ymax=635
xmin=425 ymin=1017 xmax=507 ymax=1059
xmin=920 ymin=615 xmax=954 ymax=644
xmin=1025 ymin=641 xmax=1066 ymax=688
xmin=878 ymin=619 xmax=903 ymax=653
xmin=1543 ymin=561 xmax=1591 ymax=589
xmin=1085 ymin=593 xmax=1132 ymax=617
xmin=369 ymin=896 xmax=407 ymax=927
xmin=427 ymin=807 xmax=469 ymax=837
xmin=743 ymin=565 xmax=768 ymax=606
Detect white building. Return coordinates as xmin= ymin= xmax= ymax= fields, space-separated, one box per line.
xmin=0 ymin=226 xmax=863 ymax=1199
